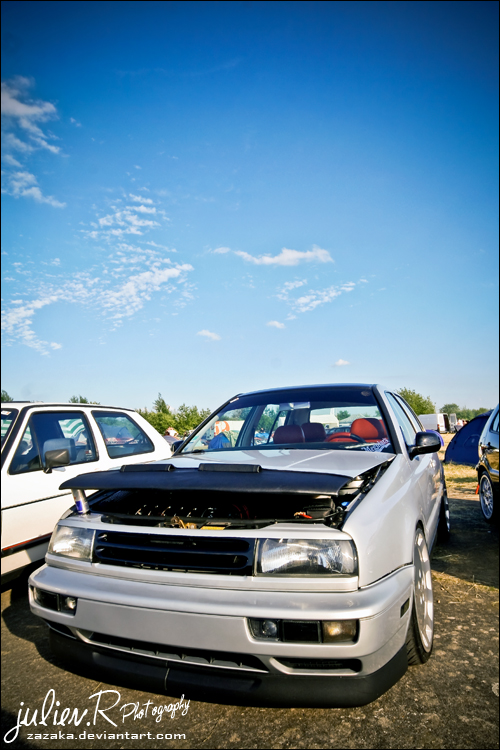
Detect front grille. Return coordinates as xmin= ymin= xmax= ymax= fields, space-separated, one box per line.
xmin=94 ymin=531 xmax=254 ymax=575
xmin=86 ymin=632 xmax=268 ymax=673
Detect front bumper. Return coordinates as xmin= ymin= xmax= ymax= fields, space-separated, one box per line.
xmin=29 ymin=564 xmax=414 ymax=707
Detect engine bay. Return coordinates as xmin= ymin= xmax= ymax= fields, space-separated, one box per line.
xmin=85 ymin=464 xmax=388 ymax=530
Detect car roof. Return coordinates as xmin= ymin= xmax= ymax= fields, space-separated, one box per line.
xmin=1 ymin=402 xmax=136 ymax=411
xmin=239 ymin=383 xmax=379 ymax=397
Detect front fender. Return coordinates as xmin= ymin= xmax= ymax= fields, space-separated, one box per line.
xmin=343 ymin=456 xmax=423 ymax=587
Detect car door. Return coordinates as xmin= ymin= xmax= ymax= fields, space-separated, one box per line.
xmin=385 ymin=392 xmax=439 ymax=544
xmin=480 ymin=408 xmax=499 ymax=481
xmin=1 ymin=409 xmax=100 ymax=564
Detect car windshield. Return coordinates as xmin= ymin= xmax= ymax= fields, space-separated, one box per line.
xmin=180 ymin=387 xmax=394 ymax=454
xmin=1 ymin=408 xmax=19 ymax=447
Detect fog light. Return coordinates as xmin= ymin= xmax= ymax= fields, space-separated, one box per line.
xmin=33 ymin=587 xmax=58 ymax=612
xmin=248 ymin=618 xmax=279 ymax=640
xmin=322 ymin=620 xmax=357 ymax=642
xmin=62 ymin=596 xmax=77 ymax=612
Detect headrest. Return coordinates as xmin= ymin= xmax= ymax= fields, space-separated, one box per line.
xmin=350 ymin=418 xmax=386 ymax=440
xmin=273 ymin=425 xmax=305 ymax=444
xmin=302 ymin=422 xmax=326 ymax=442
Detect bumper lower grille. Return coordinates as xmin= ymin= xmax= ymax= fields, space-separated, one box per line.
xmin=275 ymin=658 xmax=362 ymax=672
xmin=85 ymin=631 xmax=268 ymax=673
xmin=94 ymin=531 xmax=254 ymax=575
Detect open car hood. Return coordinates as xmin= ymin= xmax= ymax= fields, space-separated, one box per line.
xmin=60 ymin=449 xmax=395 ymax=496
xmin=170 ymin=448 xmax=394 ymax=476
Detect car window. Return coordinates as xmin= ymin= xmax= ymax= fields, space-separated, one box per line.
xmin=393 ymin=394 xmax=423 ymax=433
xmin=9 ymin=412 xmax=97 ymax=474
xmin=93 ymin=411 xmax=154 ymax=459
xmin=491 ymin=410 xmax=499 ymax=433
xmin=9 ymin=424 xmax=40 ymax=474
xmin=385 ymin=392 xmax=417 ymax=448
xmin=181 ymin=387 xmax=395 ymax=454
xmin=1 ymin=408 xmax=18 ymax=447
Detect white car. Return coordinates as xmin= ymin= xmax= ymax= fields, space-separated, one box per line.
xmin=1 ymin=402 xmax=171 ymax=583
xmin=29 ymin=385 xmax=449 ymax=706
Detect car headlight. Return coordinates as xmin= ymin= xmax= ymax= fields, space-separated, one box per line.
xmin=48 ymin=525 xmax=95 ymax=562
xmin=256 ymin=538 xmax=357 ymax=576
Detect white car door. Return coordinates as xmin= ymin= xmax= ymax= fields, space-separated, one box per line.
xmin=384 ymin=392 xmax=439 ymax=544
xmin=1 ymin=410 xmax=101 ymax=559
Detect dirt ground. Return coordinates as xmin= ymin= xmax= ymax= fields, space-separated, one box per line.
xmin=1 ymin=437 xmax=498 ymax=749
xmin=434 ymin=435 xmax=498 ymax=588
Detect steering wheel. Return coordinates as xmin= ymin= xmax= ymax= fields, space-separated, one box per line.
xmin=348 ymin=433 xmax=366 ymax=443
xmin=326 ymin=432 xmax=357 ymax=443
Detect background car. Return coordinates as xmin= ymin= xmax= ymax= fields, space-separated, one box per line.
xmin=1 ymin=402 xmax=171 ymax=583
xmin=29 ymin=384 xmax=447 ymax=707
xmin=476 ymin=404 xmax=499 ymax=523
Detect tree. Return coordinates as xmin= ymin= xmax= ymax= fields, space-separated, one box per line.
xmin=396 ymin=388 xmax=435 ymax=415
xmin=138 ymin=398 xmax=211 ymax=436
xmin=1 ymin=389 xmax=14 ymax=402
xmin=68 ymin=395 xmax=101 ymax=404
xmin=440 ymin=403 xmax=491 ymax=420
xmin=336 ymin=409 xmax=350 ymax=421
xmin=153 ymin=393 xmax=170 ymax=413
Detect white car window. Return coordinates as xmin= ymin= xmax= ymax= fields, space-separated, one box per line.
xmin=9 ymin=412 xmax=98 ymax=475
xmin=385 ymin=392 xmax=416 ymax=448
xmin=93 ymin=411 xmax=154 ymax=459
xmin=393 ymin=393 xmax=423 ymax=433
xmin=1 ymin=408 xmax=19 ymax=447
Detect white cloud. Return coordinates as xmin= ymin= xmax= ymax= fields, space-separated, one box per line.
xmin=100 ymin=264 xmax=193 ymax=320
xmin=1 ymin=295 xmax=62 ymax=355
xmin=5 ymin=170 xmax=66 ymax=207
xmin=2 ymin=153 xmax=22 ymax=167
xmin=277 ymin=279 xmax=307 ymax=300
xmin=95 ymin=208 xmax=160 ymax=235
xmin=197 ymin=329 xmax=221 ymax=341
xmin=129 ymin=193 xmax=153 ymax=204
xmin=1 ymin=77 xmax=56 ymax=121
xmin=2 ymin=252 xmax=194 ymax=351
xmin=267 ymin=321 xmax=285 ymax=329
xmin=213 ymin=246 xmax=231 ymax=254
xmin=294 ymin=287 xmax=342 ymax=312
xmin=2 ymin=78 xmax=65 ymax=205
xmin=1 ymin=78 xmax=60 ymax=154
xmin=70 ymin=117 xmax=82 ymax=127
xmin=234 ymin=245 xmax=332 ymax=267
xmin=334 ymin=359 xmax=350 ymax=366
xmin=276 ymin=278 xmax=359 ymax=315
xmin=145 ymin=240 xmax=175 ymax=252
xmin=125 ymin=204 xmax=157 ymax=214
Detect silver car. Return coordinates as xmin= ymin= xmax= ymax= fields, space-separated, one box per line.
xmin=29 ymin=384 xmax=449 ymax=706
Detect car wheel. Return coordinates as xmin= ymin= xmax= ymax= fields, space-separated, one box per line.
xmin=406 ymin=528 xmax=434 ymax=665
xmin=479 ymin=473 xmax=496 ymax=523
xmin=437 ymin=486 xmax=451 ymax=543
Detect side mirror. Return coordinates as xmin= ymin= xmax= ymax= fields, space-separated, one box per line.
xmin=171 ymin=439 xmax=184 ymax=454
xmin=409 ymin=432 xmax=442 ymax=460
xmin=44 ymin=448 xmax=70 ymax=474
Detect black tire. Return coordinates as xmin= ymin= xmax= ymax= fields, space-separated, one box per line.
xmin=437 ymin=485 xmax=451 ymax=543
xmin=406 ymin=528 xmax=434 ymax=665
xmin=479 ymin=473 xmax=496 ymax=523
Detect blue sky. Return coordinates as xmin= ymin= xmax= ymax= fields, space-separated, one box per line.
xmin=1 ymin=1 xmax=498 ymax=412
